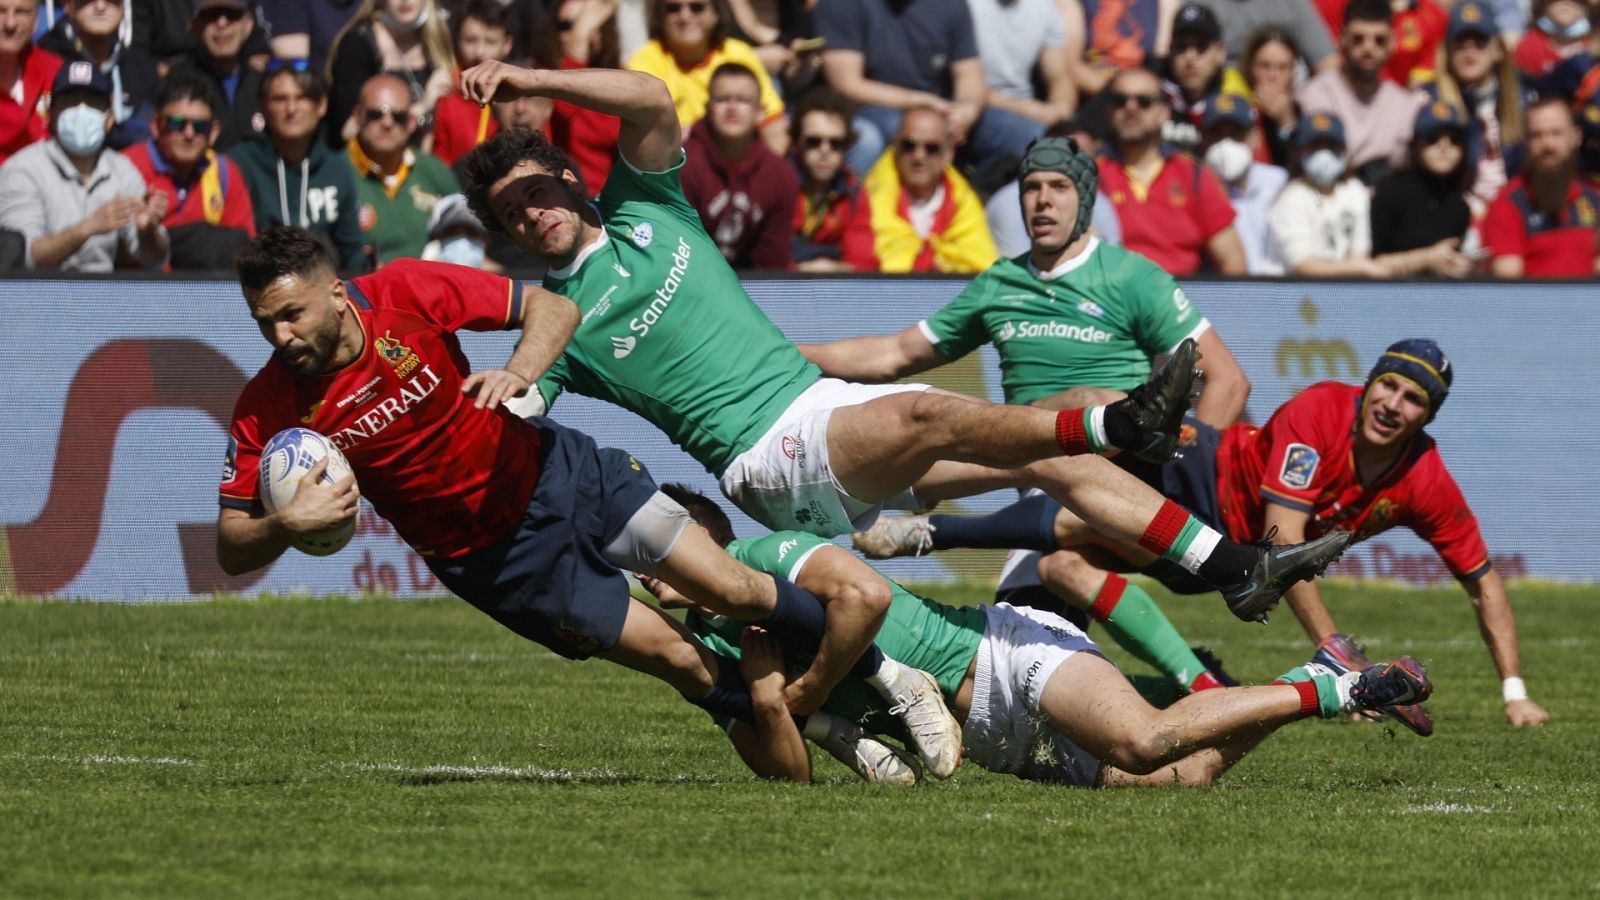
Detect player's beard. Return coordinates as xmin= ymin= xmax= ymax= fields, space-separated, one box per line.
xmin=280 ymin=314 xmax=343 ymax=376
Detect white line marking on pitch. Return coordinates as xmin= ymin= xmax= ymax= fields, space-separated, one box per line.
xmin=1402 ymin=802 xmax=1500 ymax=814
xmin=347 ymin=761 xmax=629 ymax=782
xmin=23 ymin=754 xmax=197 ymax=766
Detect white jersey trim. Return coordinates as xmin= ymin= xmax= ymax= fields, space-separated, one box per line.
xmin=782 ymin=542 xmax=829 ymax=585
xmin=1027 ymin=236 xmax=1100 ymax=281
xmin=916 ymin=319 xmax=941 ymax=347
xmin=545 ymin=226 xmax=610 ymax=280
xmin=1169 ymin=317 xmax=1212 ymax=354
xmin=616 ymin=147 xmax=687 ymax=177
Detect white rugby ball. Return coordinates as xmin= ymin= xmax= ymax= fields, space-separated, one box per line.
xmin=259 ymin=427 xmax=360 ymax=556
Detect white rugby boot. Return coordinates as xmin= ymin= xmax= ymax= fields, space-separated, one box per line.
xmin=809 ymin=712 xmax=922 ymax=785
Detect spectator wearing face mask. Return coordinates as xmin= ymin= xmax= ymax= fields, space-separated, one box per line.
xmin=1268 ymin=111 xmax=1469 ymax=277
xmin=1200 ymin=92 xmax=1286 ymax=274
xmin=420 ymin=191 xmax=492 ymax=269
xmin=1514 ymin=0 xmax=1592 ymax=82
xmin=1297 ymin=0 xmax=1422 ymax=183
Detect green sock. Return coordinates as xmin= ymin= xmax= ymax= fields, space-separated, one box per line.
xmin=1273 ymin=664 xmax=1344 ymax=718
xmin=1091 ymin=574 xmax=1214 ymax=691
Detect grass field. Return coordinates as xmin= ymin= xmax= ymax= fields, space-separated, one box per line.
xmin=2 ymin=581 xmax=1595 ymax=898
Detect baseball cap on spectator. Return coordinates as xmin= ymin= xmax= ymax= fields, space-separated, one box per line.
xmin=1296 ymin=111 xmax=1346 ymax=148
xmin=428 ymin=193 xmax=488 ymax=241
xmin=1172 ymin=4 xmax=1223 ymax=43
xmin=1413 ymin=99 xmax=1467 ymax=140
xmin=190 ymin=0 xmax=248 ymax=14
xmin=1447 ymin=0 xmax=1497 ymax=40
xmin=1203 ymin=92 xmax=1256 ymax=130
xmin=52 ymin=61 xmax=114 ymax=104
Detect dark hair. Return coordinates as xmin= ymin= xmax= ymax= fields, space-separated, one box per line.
xmin=156 ymin=70 xmax=221 ymax=117
xmin=259 ymin=65 xmax=329 ymax=104
xmin=458 ymin=128 xmax=583 ymax=233
xmin=235 ymin=227 xmax=336 ymax=294
xmin=709 ymin=61 xmax=760 ymax=89
xmin=1407 ymin=127 xmax=1472 ymax=190
xmin=1343 ymin=0 xmax=1391 ymax=29
xmin=1241 ymin=24 xmax=1301 ymax=83
xmin=648 ymin=0 xmax=731 ymax=48
xmin=660 ymin=483 xmax=737 ymax=547
xmin=457 ymin=0 xmax=514 ymax=35
xmin=789 ymin=85 xmax=856 ymax=147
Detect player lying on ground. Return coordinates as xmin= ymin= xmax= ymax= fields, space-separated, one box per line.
xmin=451 ymin=62 xmax=1345 ymax=619
xmin=800 ymin=135 xmax=1255 ymax=696
xmin=856 ymin=340 xmax=1550 ymax=729
xmin=642 ymin=486 xmax=1431 ymax=786
xmin=214 ymin=227 xmax=966 ymax=776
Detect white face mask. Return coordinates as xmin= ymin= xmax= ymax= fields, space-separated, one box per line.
xmin=437 ymin=235 xmax=485 ymax=268
xmin=1204 ymin=138 xmax=1253 ymax=183
xmin=381 ymin=5 xmax=430 ymax=33
xmin=56 ymin=103 xmax=108 ymax=157
xmin=1303 ymin=148 xmax=1346 ymax=188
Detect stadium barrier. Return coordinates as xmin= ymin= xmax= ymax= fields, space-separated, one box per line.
xmin=1 ymin=276 xmax=1595 ymax=600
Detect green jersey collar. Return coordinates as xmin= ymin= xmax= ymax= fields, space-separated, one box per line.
xmin=1028 ymin=236 xmax=1100 ymax=282
xmin=546 ymin=218 xmax=611 ymax=281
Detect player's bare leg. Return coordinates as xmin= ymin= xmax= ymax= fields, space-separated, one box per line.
xmin=598 ymin=596 xmax=722 ymax=697
xmin=1097 ymin=735 xmax=1269 ymax=787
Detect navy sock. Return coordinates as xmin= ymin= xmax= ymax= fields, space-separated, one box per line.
xmin=760 ymin=575 xmax=887 ymax=681
xmin=685 ymin=649 xmax=755 ymax=723
xmin=850 ymin=644 xmax=886 ymax=680
xmin=930 ymin=494 xmax=1062 ymax=551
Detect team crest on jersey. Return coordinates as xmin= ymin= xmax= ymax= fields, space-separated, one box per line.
xmin=1179 ymin=423 xmax=1199 ymax=448
xmin=375 ymin=331 xmax=421 ymax=378
xmin=1279 ymin=443 xmax=1320 ymax=490
xmin=629 ymin=221 xmax=654 ymax=248
xmin=222 ymin=437 xmax=238 ymax=483
xmin=300 ymin=399 xmax=325 ymax=424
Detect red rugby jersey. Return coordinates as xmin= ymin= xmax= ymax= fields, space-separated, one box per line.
xmin=1214 ymin=381 xmax=1491 ymax=579
xmin=220 ymin=260 xmax=539 ymax=558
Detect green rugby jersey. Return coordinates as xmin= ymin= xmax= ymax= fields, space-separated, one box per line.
xmin=534 ymin=154 xmax=820 ymax=475
xmin=689 ymin=531 xmax=985 ymax=735
xmin=919 ymin=239 xmax=1206 ymax=404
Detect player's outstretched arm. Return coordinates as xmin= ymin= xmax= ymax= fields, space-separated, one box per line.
xmin=458 ymin=62 xmax=680 ymax=172
xmin=724 ymin=627 xmax=814 ymax=782
xmin=797 ymin=324 xmax=945 ymax=384
xmin=1262 ymin=503 xmax=1340 ymax=642
xmin=216 ymin=459 xmax=360 ymax=576
xmin=461 ymin=285 xmax=581 ymax=409
xmin=1464 ymin=569 xmax=1551 ymax=726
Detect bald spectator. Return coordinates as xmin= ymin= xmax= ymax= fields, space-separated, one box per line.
xmin=842 ymin=106 xmax=999 ymax=273
xmin=1481 ymin=96 xmax=1600 ymax=278
xmin=682 ymin=62 xmax=797 ymax=269
xmin=164 ymin=0 xmax=264 ymax=152
xmin=0 ymin=0 xmax=63 ymax=167
xmin=1297 ymin=0 xmax=1421 ymax=183
xmin=0 ymin=61 xmax=168 ymax=271
xmin=37 ymin=0 xmax=160 ymax=150
xmin=1097 ymin=66 xmax=1246 ymax=274
xmin=346 ymin=74 xmax=459 ymax=266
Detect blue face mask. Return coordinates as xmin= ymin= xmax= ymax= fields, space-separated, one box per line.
xmin=438 ymin=235 xmax=485 ymax=268
xmin=1538 ymin=14 xmax=1591 ymax=39
xmin=56 ymin=103 xmax=108 ymax=157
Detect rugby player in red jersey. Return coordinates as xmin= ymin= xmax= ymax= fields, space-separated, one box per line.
xmin=214 ymin=226 xmax=971 ymax=777
xmin=858 ymin=340 xmax=1551 ymax=728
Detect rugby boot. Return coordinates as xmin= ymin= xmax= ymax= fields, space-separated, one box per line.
xmin=884 ymin=666 xmax=963 ymax=779
xmin=1313 ymin=633 xmax=1435 ymax=736
xmin=1346 ymin=656 xmax=1433 ymax=714
xmin=852 ymin=515 xmax=936 ymax=560
xmin=1108 ymin=337 xmax=1201 ymax=464
xmin=810 ymin=712 xmax=923 ymax=785
xmin=1222 ymin=529 xmax=1354 ymax=623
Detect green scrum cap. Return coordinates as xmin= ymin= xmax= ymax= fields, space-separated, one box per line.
xmin=1017 ymin=136 xmax=1099 ymax=244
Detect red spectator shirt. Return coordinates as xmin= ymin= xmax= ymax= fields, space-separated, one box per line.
xmin=0 ymin=44 xmax=62 ymax=166
xmin=1213 ymin=381 xmax=1491 ymax=580
xmin=432 ymin=89 xmax=499 ymax=167
xmin=220 ymin=260 xmax=540 ymax=558
xmin=1480 ymin=175 xmax=1600 ymax=278
xmin=1098 ymin=148 xmax=1235 ymax=275
xmin=549 ymin=56 xmax=622 ymax=196
xmin=123 ymin=141 xmax=256 ymax=234
xmin=1314 ymin=0 xmax=1444 ymax=85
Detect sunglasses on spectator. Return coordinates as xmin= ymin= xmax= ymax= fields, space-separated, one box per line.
xmin=897 ymin=138 xmax=946 ymax=155
xmin=196 ymin=7 xmax=246 ymax=24
xmin=362 ymin=106 xmax=414 ymax=126
xmin=665 ymin=2 xmax=710 ymax=14
xmin=163 ymin=114 xmax=214 ymax=134
xmin=1109 ymin=92 xmax=1160 ymax=109
xmin=267 ymin=57 xmax=311 ymax=73
xmin=803 ymin=135 xmax=846 ymax=150
xmin=1421 ymin=129 xmax=1464 ymax=147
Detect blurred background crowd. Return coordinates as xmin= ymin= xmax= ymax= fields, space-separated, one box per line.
xmin=0 ymin=0 xmax=1596 ymax=278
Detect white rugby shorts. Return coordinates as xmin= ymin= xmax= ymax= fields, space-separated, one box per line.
xmin=963 ymin=602 xmax=1106 ymax=787
xmin=718 ymin=378 xmax=929 ymax=536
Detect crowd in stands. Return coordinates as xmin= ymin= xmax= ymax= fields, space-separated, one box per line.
xmin=0 ymin=0 xmax=1596 ymax=277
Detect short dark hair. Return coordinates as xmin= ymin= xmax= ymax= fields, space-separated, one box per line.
xmin=235 ymin=227 xmax=336 ymax=294
xmin=259 ymin=65 xmax=328 ymax=105
xmin=457 ymin=0 xmax=514 ymax=35
xmin=789 ymin=85 xmax=856 ymax=148
xmin=155 ymin=70 xmax=220 ymax=117
xmin=660 ymin=483 xmax=737 ymax=547
xmin=709 ymin=61 xmax=759 ymax=89
xmin=1343 ymin=0 xmax=1391 ymax=29
xmin=458 ymin=128 xmax=583 ymax=234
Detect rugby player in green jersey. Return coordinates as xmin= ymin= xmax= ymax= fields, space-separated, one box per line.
xmin=453 ymin=62 xmax=1347 ymax=632
xmin=647 ymin=486 xmax=1433 ymax=786
xmin=809 ymin=137 xmax=1259 ymax=695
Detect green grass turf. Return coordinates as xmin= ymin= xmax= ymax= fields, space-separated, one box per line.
xmin=1 ymin=581 xmax=1595 ymax=898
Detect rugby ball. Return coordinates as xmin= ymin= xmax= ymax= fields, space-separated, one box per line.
xmin=259 ymin=428 xmax=360 ymax=556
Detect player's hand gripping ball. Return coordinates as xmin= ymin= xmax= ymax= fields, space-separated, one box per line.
xmin=259 ymin=428 xmax=360 ymax=556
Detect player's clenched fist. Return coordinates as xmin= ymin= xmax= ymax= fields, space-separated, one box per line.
xmin=458 ymin=60 xmax=544 ymax=106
